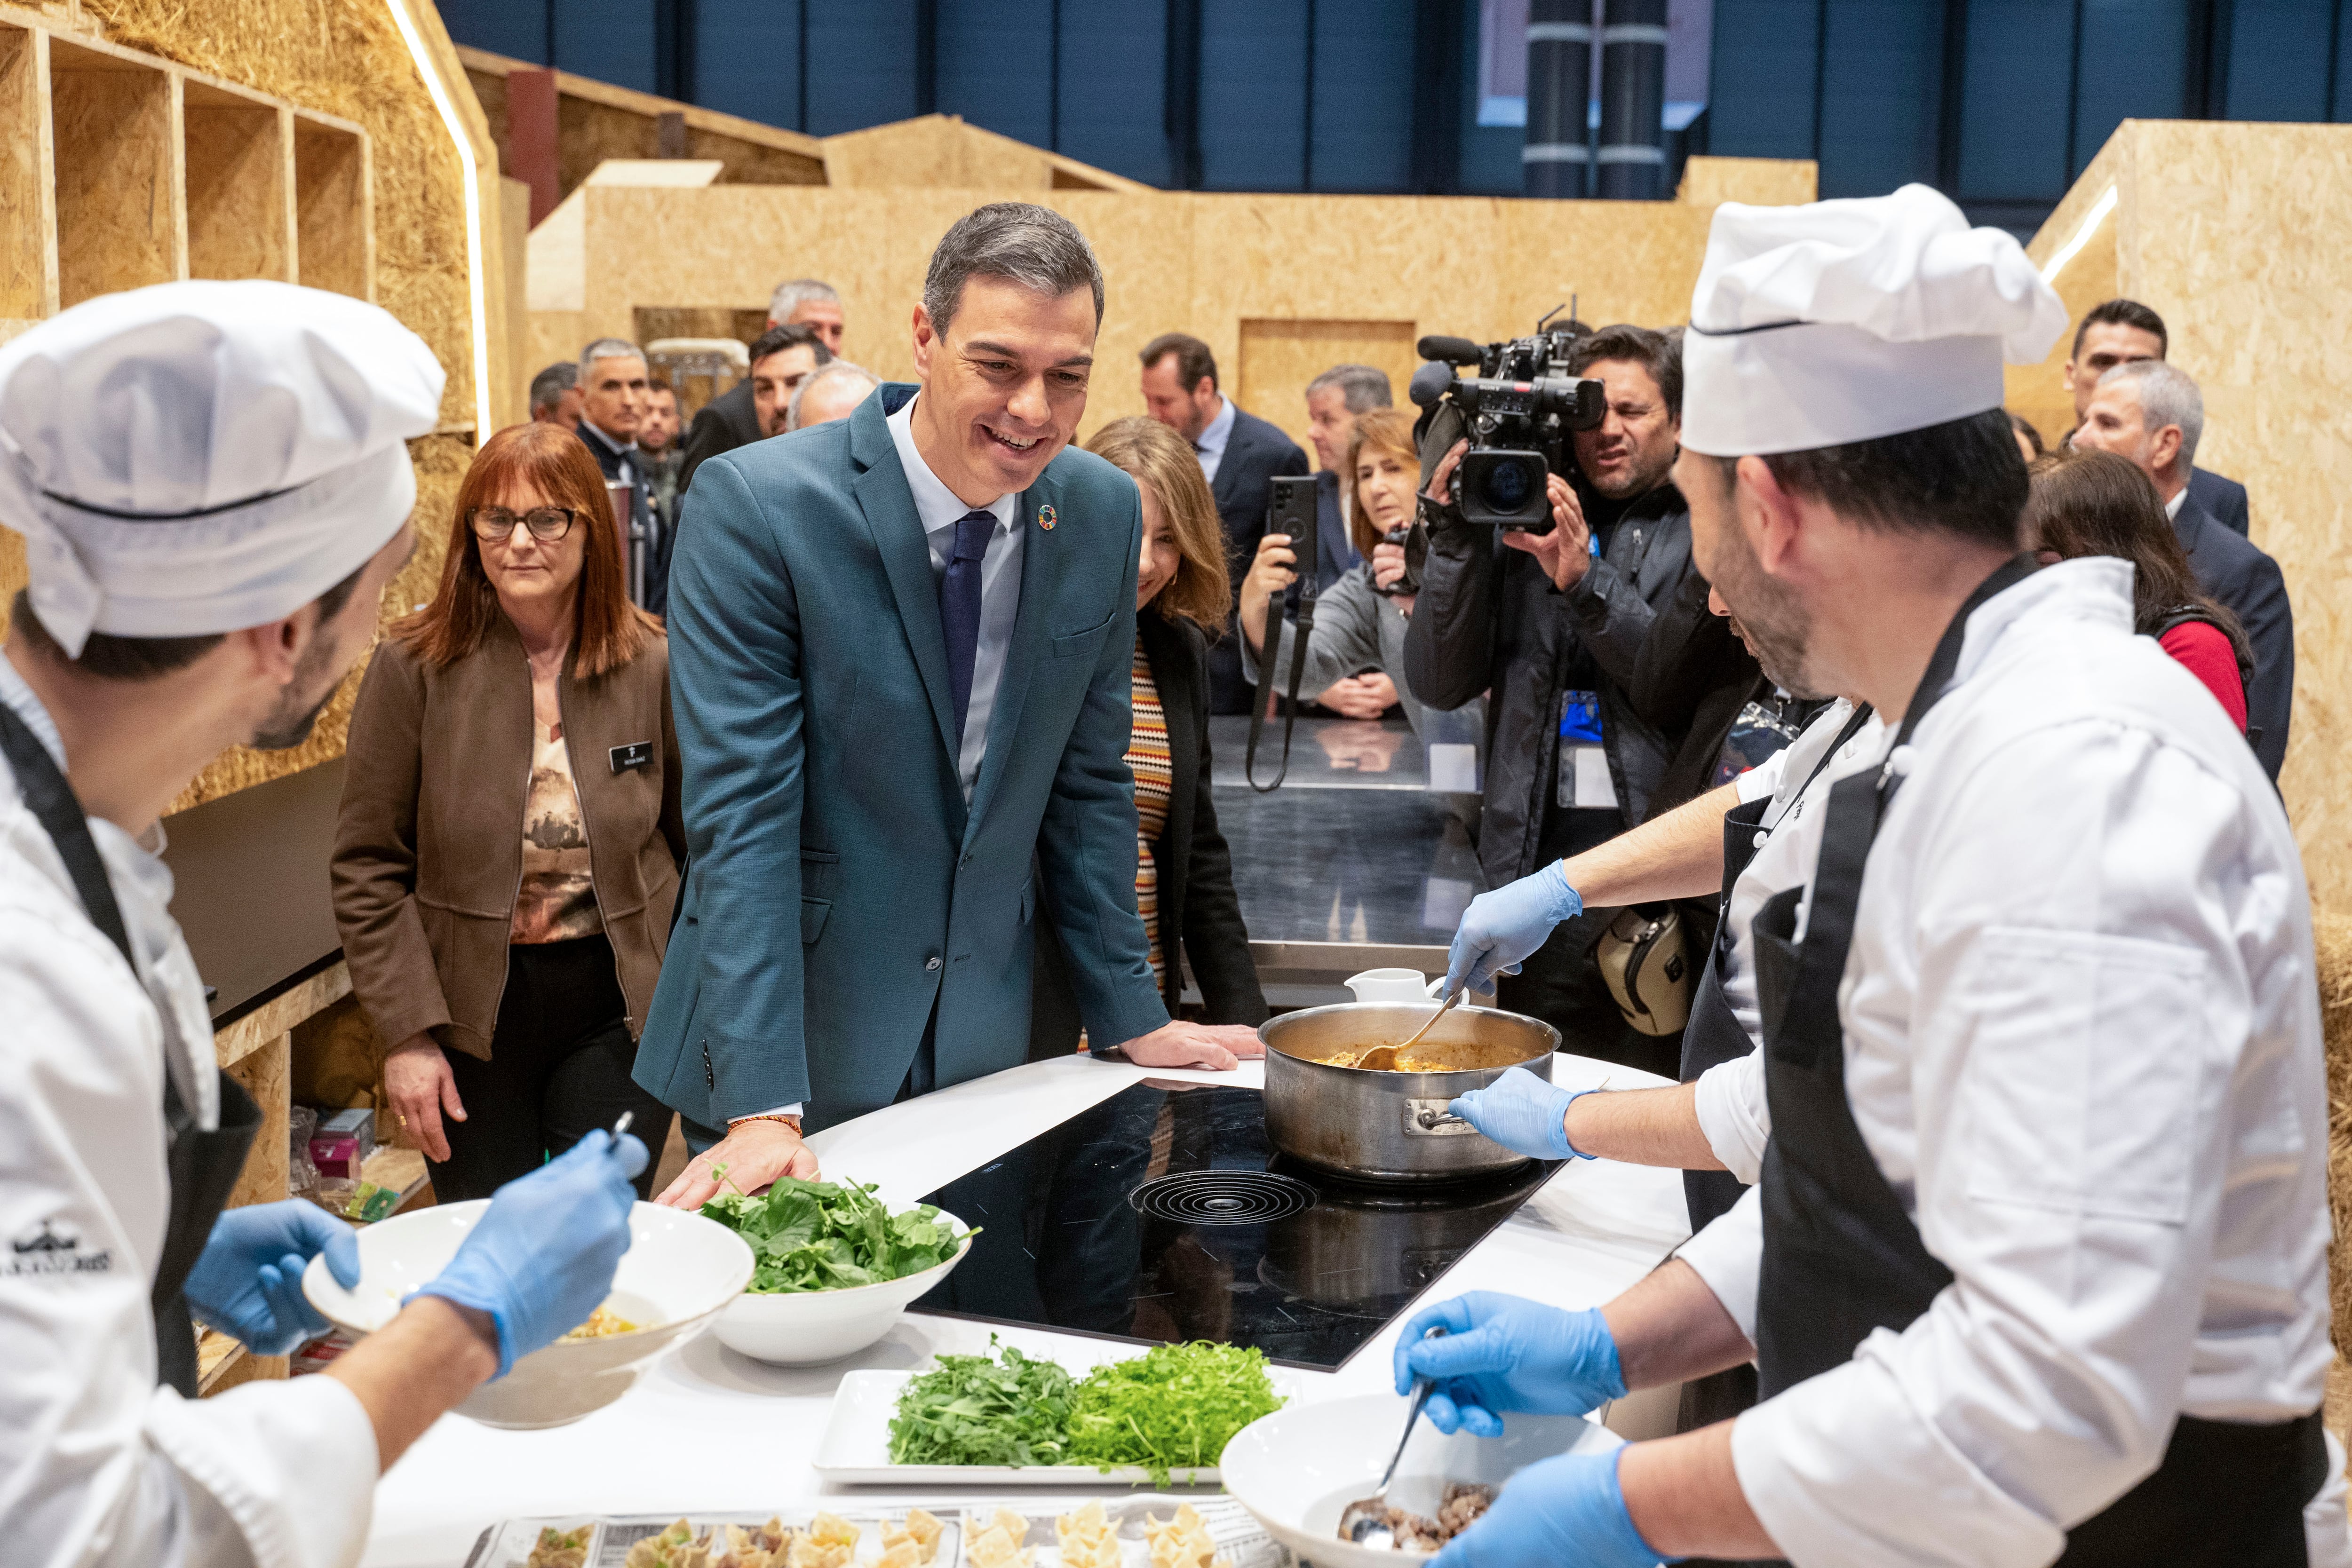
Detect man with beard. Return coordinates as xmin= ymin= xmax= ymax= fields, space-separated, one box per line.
xmin=1409 ymin=186 xmax=2342 ymax=1568
xmin=1406 ymin=324 xmax=1696 ymax=1078
xmin=0 ymin=280 xmax=650 ymax=1567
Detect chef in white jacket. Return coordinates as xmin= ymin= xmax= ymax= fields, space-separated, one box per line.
xmin=1398 ymin=185 xmax=2348 ymax=1568
xmin=0 ymin=280 xmax=650 ymax=1568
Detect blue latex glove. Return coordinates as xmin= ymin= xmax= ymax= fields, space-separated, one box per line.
xmin=185 ymin=1200 xmax=362 ymax=1355
xmin=1449 ymin=1065 xmax=1608 ymax=1161
xmin=1431 ymin=1448 xmax=1677 ymax=1568
xmin=416 ymin=1129 xmax=648 ymax=1376
xmin=1393 ymin=1291 xmax=1625 ymax=1437
xmin=1445 ymin=863 xmax=1584 ymax=1000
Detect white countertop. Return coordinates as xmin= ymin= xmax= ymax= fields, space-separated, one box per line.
xmin=362 ymin=1052 xmax=1690 ymax=1567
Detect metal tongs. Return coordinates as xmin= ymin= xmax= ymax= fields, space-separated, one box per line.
xmin=1346 ymin=979 xmax=1462 ymax=1071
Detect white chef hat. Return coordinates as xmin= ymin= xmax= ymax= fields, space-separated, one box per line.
xmin=1681 ymin=183 xmax=2067 ymax=457
xmin=0 ymin=279 xmax=445 ymax=657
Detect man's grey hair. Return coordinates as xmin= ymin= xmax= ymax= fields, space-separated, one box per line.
xmin=2100 ymin=358 xmax=2203 ymax=464
xmin=527 ymin=361 xmax=576 ymax=413
xmin=922 ymin=202 xmax=1104 ymax=340
xmin=1305 ymin=364 xmax=1393 ymax=414
xmin=785 ymin=359 xmax=881 ymax=432
xmin=578 ymin=338 xmax=646 ymax=380
xmin=769 ymin=277 xmax=840 ymax=325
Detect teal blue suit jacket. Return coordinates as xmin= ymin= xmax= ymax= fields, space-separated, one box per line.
xmin=634 ymin=384 xmax=1169 ymax=1128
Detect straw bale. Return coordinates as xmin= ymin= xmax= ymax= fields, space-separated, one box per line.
xmin=2320 ymin=905 xmax=2352 ymax=1364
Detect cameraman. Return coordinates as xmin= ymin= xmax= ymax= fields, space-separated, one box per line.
xmin=1402 ymin=325 xmax=1692 ymax=1076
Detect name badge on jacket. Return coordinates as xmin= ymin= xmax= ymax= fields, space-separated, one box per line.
xmin=610 ymin=742 xmax=654 ymax=774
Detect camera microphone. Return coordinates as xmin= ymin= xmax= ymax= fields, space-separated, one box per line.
xmin=1417 ymin=335 xmax=1485 ymax=366
xmin=1408 ymin=361 xmax=1457 ymax=410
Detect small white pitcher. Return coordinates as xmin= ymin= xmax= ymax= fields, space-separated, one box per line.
xmin=1343 ymin=967 xmax=1443 ymax=1005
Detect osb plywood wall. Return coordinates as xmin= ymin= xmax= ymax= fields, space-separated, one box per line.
xmin=527 ymin=156 xmax=1816 ymax=466
xmin=0 ymin=0 xmax=505 ymax=813
xmin=2009 ymin=119 xmax=2352 ymax=909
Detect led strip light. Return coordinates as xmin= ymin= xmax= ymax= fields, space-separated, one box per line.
xmin=382 ymin=0 xmax=494 ymax=445
xmin=2039 ymin=184 xmax=2117 ymax=287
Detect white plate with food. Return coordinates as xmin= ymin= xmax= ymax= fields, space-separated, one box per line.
xmin=953 ymin=1498 xmax=1281 ymax=1568
xmin=303 ymin=1198 xmax=752 ymax=1429
xmin=1217 ymin=1392 xmax=1621 ymax=1567
xmin=812 ymin=1340 xmax=1296 ymax=1487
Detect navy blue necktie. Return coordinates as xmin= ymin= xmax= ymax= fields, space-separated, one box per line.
xmin=939 ymin=509 xmax=995 ymax=747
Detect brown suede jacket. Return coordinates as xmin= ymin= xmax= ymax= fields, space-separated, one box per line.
xmin=331 ymin=617 xmax=686 ymax=1061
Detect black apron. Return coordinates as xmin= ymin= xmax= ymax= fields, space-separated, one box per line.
xmin=1748 ymin=557 xmax=2325 ymax=1566
xmin=1679 ymin=703 xmax=1875 ymax=1235
xmin=0 ymin=703 xmax=261 ymax=1398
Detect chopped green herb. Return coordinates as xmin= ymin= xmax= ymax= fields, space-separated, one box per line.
xmin=700 ymin=1177 xmax=969 ymax=1293
xmin=1067 ymin=1341 xmax=1284 ymax=1486
xmin=887 ymin=1336 xmax=1077 ymax=1466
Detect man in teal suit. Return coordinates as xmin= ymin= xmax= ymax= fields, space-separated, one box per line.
xmin=641 ymin=204 xmax=1263 ymax=1205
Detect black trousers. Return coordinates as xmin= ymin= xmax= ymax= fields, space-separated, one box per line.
xmin=427 ymin=933 xmax=668 ymax=1203
xmin=1496 ymin=803 xmax=1683 ymax=1080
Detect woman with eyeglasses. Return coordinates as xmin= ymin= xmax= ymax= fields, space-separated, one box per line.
xmin=334 ymin=422 xmax=683 ymax=1201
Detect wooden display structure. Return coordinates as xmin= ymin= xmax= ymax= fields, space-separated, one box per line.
xmin=0 ymin=12 xmax=373 ymax=338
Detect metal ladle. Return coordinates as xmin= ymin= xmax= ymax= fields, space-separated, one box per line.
xmin=1348 ymin=984 xmax=1462 ymax=1072
xmin=1337 ymin=1328 xmax=1445 ymax=1548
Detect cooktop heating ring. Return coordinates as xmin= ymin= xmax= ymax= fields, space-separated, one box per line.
xmin=1128 ymin=1170 xmax=1317 ymax=1227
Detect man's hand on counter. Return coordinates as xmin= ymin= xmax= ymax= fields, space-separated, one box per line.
xmin=654 ymin=1116 xmax=821 ymax=1209
xmin=1115 ymin=1020 xmax=1267 ymax=1071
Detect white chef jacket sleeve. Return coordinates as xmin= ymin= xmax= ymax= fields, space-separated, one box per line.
xmin=0 ymin=906 xmax=378 ymax=1568
xmin=1673 ymin=1185 xmax=1762 ymax=1344
xmin=1691 ymin=1047 xmax=1768 ymax=1183
xmin=1730 ymin=727 xmax=2286 ymax=1568
xmin=1733 ymin=746 xmax=1788 ymax=805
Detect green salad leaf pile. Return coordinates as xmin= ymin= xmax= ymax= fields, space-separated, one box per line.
xmin=885 ymin=1336 xmax=1283 ymax=1485
xmin=886 ymin=1338 xmax=1077 ymax=1466
xmin=700 ymin=1176 xmax=968 ymax=1293
xmin=1065 ymin=1340 xmax=1286 ymax=1484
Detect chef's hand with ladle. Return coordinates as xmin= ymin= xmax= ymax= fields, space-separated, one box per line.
xmin=1392 ymin=1291 xmax=1626 ymax=1437
xmin=1444 ymin=862 xmax=1585 ymax=999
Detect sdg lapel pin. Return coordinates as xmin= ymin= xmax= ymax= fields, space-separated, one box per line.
xmin=1037 ymin=503 xmax=1057 ymax=531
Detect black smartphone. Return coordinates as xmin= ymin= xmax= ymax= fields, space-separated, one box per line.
xmin=1267 ymin=475 xmax=1319 ymax=600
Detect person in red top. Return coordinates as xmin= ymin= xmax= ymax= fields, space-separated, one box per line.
xmin=2023 ymin=448 xmax=2250 ymax=730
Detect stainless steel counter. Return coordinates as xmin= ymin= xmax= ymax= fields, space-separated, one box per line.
xmin=1206 ymin=716 xmax=1486 ymax=1004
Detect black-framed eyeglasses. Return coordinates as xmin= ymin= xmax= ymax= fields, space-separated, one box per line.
xmin=469 ymin=505 xmax=577 ymax=542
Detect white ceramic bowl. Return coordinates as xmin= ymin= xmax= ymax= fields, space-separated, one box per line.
xmin=301 ymin=1199 xmax=753 ymax=1428
xmin=711 ymin=1215 xmax=972 ymax=1366
xmin=1219 ymin=1392 xmax=1622 ymax=1568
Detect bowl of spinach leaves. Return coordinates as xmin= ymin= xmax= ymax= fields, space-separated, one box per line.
xmin=702 ymin=1176 xmax=973 ymax=1365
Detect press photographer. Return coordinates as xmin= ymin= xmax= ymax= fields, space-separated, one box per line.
xmin=1401 ymin=322 xmax=1694 ymax=1077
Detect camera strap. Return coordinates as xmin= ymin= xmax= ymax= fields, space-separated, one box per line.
xmin=1243 ymin=578 xmax=1317 ymax=792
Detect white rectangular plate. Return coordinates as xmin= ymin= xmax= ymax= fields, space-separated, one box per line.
xmin=813 ymin=1369 xmax=1294 ymax=1487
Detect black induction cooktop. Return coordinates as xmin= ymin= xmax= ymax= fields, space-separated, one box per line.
xmin=909 ymin=1081 xmax=1561 ymax=1370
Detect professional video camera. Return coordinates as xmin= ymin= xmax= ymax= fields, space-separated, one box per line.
xmin=1410 ymin=308 xmax=1605 ymax=531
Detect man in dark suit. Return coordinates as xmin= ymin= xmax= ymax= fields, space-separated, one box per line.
xmin=676 ymin=279 xmax=843 ymax=494
xmin=573 ymin=337 xmax=669 ymax=614
xmin=639 ymin=205 xmax=1262 ymax=1208
xmin=2062 ymin=298 xmax=2250 ymax=536
xmin=2075 ymin=357 xmax=2294 ymax=779
xmin=1139 ymin=332 xmax=1309 ymax=712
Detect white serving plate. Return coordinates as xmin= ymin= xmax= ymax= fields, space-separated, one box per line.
xmin=812 ymin=1367 xmax=1299 ymax=1487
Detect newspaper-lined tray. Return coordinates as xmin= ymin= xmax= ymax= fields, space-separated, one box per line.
xmin=459 ymin=1497 xmax=1284 ymax=1568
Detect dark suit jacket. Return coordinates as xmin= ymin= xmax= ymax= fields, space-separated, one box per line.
xmin=2174 ymin=492 xmax=2293 ymax=779
xmin=578 ymin=422 xmax=669 ymax=617
xmin=635 ymin=384 xmax=1169 ymax=1130
xmin=1205 ymin=405 xmax=1310 ymax=713
xmin=2187 ymin=465 xmax=2250 ymax=537
xmin=677 ymin=379 xmax=761 ymax=495
xmin=1031 ymin=611 xmax=1269 ymax=1058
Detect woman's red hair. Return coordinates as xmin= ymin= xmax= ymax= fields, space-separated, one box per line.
xmin=396 ymin=422 xmax=658 ymax=678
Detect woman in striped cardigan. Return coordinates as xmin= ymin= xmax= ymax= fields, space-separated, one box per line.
xmin=1029 ymin=418 xmax=1270 ymax=1056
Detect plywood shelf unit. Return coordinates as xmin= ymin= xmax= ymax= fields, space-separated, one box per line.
xmin=0 ymin=9 xmax=372 ymax=331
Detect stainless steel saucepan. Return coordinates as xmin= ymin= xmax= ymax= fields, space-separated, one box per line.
xmin=1259 ymin=1002 xmax=1562 ymax=1182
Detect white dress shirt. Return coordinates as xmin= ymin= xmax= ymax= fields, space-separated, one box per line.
xmin=1192 ymin=394 xmax=1238 ymax=486
xmin=886 ymin=392 xmax=1024 ymax=805
xmin=1689 ymin=701 xmax=1886 ymax=1182
xmin=0 ymin=653 xmax=380 ymax=1568
xmin=1672 ymin=561 xmax=2345 ymax=1568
